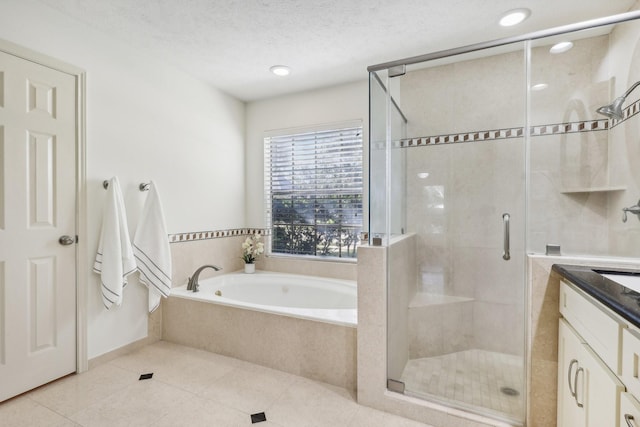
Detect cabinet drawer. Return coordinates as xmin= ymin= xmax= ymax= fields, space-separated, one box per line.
xmin=560 ymin=280 xmax=625 ymax=374
xmin=622 ymin=328 xmax=640 ymax=398
xmin=620 ymin=392 xmax=640 ymax=427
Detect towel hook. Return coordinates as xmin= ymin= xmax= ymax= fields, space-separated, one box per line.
xmin=103 ymin=180 xmax=150 ymax=191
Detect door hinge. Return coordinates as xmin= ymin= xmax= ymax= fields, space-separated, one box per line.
xmin=387 ymin=378 xmax=405 ymax=394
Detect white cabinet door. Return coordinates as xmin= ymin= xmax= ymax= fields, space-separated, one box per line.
xmin=558 ymin=319 xmax=586 ymax=427
xmin=620 ymin=392 xmax=640 ymax=427
xmin=0 ymin=49 xmax=77 ymax=402
xmin=582 ymin=343 xmax=624 ymax=427
xmin=558 ymin=318 xmax=625 ymax=427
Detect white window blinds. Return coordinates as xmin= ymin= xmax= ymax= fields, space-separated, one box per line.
xmin=264 ymin=124 xmax=363 ymax=258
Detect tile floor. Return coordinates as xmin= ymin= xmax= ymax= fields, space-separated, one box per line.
xmin=401 ymin=349 xmax=524 ymax=421
xmin=0 ymin=341 xmax=431 ymax=427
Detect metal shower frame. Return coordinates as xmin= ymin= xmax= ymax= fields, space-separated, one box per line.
xmin=368 ymin=10 xmax=640 ymax=73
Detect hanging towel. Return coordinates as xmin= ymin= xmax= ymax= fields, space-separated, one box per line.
xmin=133 ymin=181 xmax=172 ymax=313
xmin=93 ymin=177 xmax=137 ymax=309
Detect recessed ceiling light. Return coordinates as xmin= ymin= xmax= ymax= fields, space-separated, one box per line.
xmin=531 ymin=83 xmax=548 ymax=91
xmin=417 ymin=172 xmax=430 ymax=179
xmin=549 ymin=41 xmax=574 ymax=54
xmin=269 ymin=65 xmax=291 ymax=76
xmin=499 ymin=8 xmax=531 ymax=27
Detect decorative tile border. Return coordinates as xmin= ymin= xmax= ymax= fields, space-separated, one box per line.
xmin=611 ymin=98 xmax=640 ymax=128
xmin=392 ymin=118 xmax=610 ymax=149
xmin=168 ymin=228 xmax=267 ymax=243
xmin=372 ymin=99 xmax=640 ymax=151
xmin=530 ymin=119 xmax=609 ymax=135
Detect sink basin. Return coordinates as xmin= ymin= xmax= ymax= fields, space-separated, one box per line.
xmin=596 ymin=270 xmax=640 ymax=294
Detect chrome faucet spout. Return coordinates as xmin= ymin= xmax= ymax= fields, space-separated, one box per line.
xmin=622 ymin=199 xmax=640 ymax=223
xmin=187 ymin=264 xmax=222 ymax=292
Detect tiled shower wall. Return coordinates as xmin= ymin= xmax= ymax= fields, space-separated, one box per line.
xmin=528 ymin=35 xmax=613 ymax=256
xmin=608 ymin=16 xmax=640 ymax=257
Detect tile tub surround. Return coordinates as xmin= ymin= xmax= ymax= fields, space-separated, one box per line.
xmin=170 ymin=231 xmax=259 ymax=287
xmin=170 ymin=228 xmax=357 ymax=286
xmin=162 ymin=295 xmax=357 ymax=391
xmin=164 ymin=230 xmax=358 ymax=389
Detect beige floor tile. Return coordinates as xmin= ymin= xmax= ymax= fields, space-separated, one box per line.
xmin=0 ymin=395 xmax=78 ymax=426
xmin=348 ymin=405 xmax=434 ymax=427
xmin=265 ymin=377 xmax=359 ymax=427
xmin=109 ymin=341 xmax=238 ymax=394
xmin=69 ymin=378 xmax=193 ymax=427
xmin=27 ymin=363 xmax=136 ymax=417
xmin=153 ymin=394 xmax=255 ymax=427
xmin=4 ymin=341 xmax=444 ymax=427
xmin=199 ymin=363 xmax=297 ymax=414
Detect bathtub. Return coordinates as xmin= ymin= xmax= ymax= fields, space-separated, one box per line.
xmin=163 ymin=270 xmax=358 ymax=389
xmin=171 ymin=271 xmax=357 ymax=327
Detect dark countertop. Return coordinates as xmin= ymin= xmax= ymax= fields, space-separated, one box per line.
xmin=552 ymin=264 xmax=640 ymax=328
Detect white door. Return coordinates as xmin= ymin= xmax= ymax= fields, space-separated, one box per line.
xmin=0 ymin=49 xmax=77 ymax=402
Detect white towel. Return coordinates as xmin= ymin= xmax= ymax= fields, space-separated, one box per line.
xmin=133 ymin=181 xmax=172 ymax=313
xmin=93 ymin=177 xmax=137 ymax=309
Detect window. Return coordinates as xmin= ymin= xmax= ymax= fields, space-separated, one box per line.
xmin=264 ymin=123 xmax=363 ymax=259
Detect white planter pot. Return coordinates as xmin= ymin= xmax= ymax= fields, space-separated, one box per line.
xmin=244 ymin=263 xmax=256 ymax=274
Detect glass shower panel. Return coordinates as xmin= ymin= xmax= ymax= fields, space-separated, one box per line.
xmin=369 ymin=71 xmax=407 ymax=242
xmin=529 ymin=21 xmax=640 ymax=258
xmin=369 ymin=71 xmax=388 ymax=240
xmin=380 ymin=42 xmax=527 ymax=423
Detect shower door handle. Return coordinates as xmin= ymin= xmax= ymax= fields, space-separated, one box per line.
xmin=502 ymin=213 xmax=510 ymax=261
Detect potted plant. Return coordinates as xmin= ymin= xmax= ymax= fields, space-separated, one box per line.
xmin=241 ymin=233 xmax=264 ymax=273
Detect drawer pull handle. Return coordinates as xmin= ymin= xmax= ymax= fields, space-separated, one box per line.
xmin=574 ymin=367 xmax=584 ymax=408
xmin=568 ymin=359 xmax=578 ymax=398
xmin=626 ymin=414 xmax=636 ymax=427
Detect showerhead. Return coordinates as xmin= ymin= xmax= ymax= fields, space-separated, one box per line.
xmin=596 ymin=96 xmax=625 ymax=121
xmin=596 ymin=80 xmax=640 ymax=121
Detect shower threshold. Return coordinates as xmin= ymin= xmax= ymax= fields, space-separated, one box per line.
xmin=400 ymin=349 xmax=524 ymax=422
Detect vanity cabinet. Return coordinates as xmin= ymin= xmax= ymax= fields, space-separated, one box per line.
xmin=558 ymin=319 xmax=624 ymax=427
xmin=621 ymin=328 xmax=640 ymax=427
xmin=558 ymin=280 xmax=626 ymax=427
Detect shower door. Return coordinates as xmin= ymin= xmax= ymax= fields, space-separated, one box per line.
xmin=378 ymin=43 xmax=527 ymax=423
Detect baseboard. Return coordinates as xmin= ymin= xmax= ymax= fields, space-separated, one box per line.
xmin=87 ymin=335 xmax=160 ymax=370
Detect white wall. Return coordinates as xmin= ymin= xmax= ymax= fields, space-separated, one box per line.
xmin=0 ymin=0 xmax=246 ymax=358
xmin=245 ymin=80 xmax=369 ymax=227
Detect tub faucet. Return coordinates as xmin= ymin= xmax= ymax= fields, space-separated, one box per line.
xmin=623 ymin=199 xmax=640 ymax=223
xmin=187 ymin=264 xmax=222 ymax=292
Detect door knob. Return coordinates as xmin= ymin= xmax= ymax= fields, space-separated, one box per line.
xmin=58 ymin=235 xmax=75 ymax=246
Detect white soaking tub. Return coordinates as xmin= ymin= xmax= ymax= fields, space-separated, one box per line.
xmin=171 ymin=270 xmax=357 ymax=327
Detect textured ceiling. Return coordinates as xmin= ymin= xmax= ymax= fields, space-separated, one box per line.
xmin=38 ymin=0 xmax=636 ymax=101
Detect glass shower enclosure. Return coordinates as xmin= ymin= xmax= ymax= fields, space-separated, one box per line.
xmin=369 ymin=11 xmax=640 ymax=425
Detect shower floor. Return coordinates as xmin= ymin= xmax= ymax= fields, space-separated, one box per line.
xmin=400 ymin=349 xmax=524 ymax=421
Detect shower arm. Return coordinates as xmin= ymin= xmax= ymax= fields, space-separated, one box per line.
xmin=621 ymin=80 xmax=640 ymax=100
